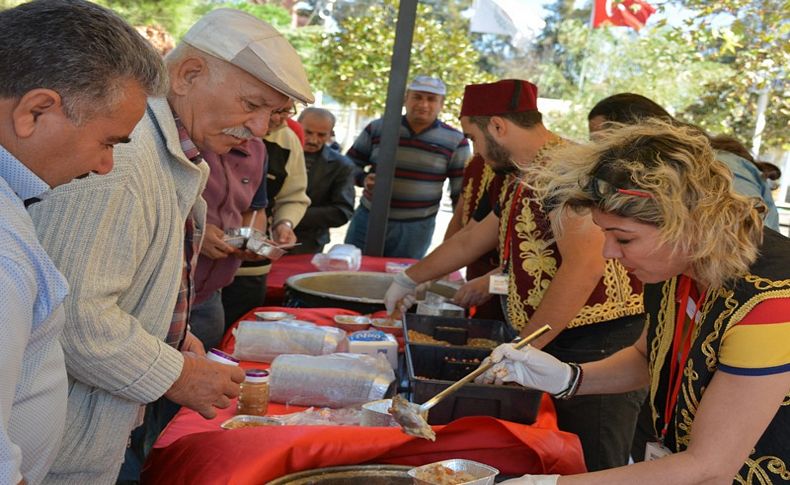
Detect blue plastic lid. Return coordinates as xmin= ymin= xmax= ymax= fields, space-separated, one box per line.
xmin=348 ymin=329 xmax=389 ymax=342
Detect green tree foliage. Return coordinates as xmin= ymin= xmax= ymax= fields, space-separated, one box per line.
xmin=93 ymin=0 xmax=199 ymax=38
xmin=310 ymin=0 xmax=495 ymax=117
xmin=195 ymin=1 xmax=290 ymax=30
xmin=674 ymin=0 xmax=790 ymax=152
xmin=505 ymin=17 xmax=731 ymax=141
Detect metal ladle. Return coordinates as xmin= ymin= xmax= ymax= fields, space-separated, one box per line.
xmin=388 ymin=324 xmax=552 ymax=441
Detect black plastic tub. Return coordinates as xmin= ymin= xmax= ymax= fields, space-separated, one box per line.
xmin=403 ymin=314 xmax=517 ymax=348
xmin=405 ymin=343 xmax=543 ymax=425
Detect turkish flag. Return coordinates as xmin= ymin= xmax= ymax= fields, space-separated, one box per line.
xmin=592 ymin=0 xmax=656 ymax=31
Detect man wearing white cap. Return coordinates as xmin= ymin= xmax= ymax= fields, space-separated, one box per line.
xmin=28 ymin=9 xmax=314 ymax=484
xmin=344 ymin=75 xmax=470 ymax=259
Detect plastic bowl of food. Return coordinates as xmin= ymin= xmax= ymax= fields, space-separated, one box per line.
xmin=408 ymin=459 xmax=499 ymax=485
xmin=333 ymin=315 xmax=371 ymax=333
xmin=370 ymin=318 xmax=403 ymax=337
xmin=220 ymin=415 xmax=283 ymax=430
xmin=255 ymin=311 xmax=296 ymax=321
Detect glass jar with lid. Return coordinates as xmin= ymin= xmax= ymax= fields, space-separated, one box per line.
xmin=237 ymin=369 xmax=270 ymax=416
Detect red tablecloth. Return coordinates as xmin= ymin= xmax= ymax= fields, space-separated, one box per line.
xmin=264 ymin=254 xmax=418 ymax=305
xmin=142 ymin=308 xmax=586 ymax=483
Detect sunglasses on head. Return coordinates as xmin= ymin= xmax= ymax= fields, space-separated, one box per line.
xmin=586 ymin=162 xmax=654 ymax=200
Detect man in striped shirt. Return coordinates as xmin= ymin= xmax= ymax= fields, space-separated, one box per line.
xmin=344 ymin=76 xmax=471 ymax=258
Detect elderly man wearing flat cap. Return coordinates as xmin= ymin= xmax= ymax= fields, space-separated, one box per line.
xmin=385 ymin=80 xmax=645 ymax=471
xmin=28 ymin=9 xmax=313 ymax=484
xmin=344 ymin=75 xmax=471 ymax=259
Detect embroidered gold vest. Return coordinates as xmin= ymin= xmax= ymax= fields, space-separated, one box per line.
xmin=460 ymin=155 xmax=495 ymax=226
xmin=497 ymin=165 xmax=643 ymax=332
xmin=460 ymin=156 xmax=506 ymax=281
xmin=644 ymin=229 xmax=790 ymax=484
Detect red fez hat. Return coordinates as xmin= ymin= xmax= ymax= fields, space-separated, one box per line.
xmin=460 ymin=79 xmax=539 ymax=117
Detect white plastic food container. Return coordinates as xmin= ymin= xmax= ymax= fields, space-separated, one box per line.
xmin=346 ymin=330 xmax=398 ymax=369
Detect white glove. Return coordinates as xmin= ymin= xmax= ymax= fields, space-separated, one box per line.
xmin=474 ymin=343 xmax=572 ymax=395
xmin=384 ymin=271 xmax=419 ymax=315
xmin=500 ymin=474 xmax=560 ymax=485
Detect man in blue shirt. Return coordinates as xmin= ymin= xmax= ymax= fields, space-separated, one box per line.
xmin=0 ymin=1 xmax=167 ymax=483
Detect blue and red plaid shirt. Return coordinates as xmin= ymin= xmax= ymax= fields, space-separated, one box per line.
xmin=166 ymin=112 xmax=203 ymax=348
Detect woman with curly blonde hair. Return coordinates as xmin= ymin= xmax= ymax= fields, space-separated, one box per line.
xmin=478 ymin=120 xmax=790 ymax=484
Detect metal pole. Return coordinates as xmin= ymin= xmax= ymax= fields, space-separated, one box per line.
xmin=751 ymin=87 xmax=769 ymax=158
xmin=363 ymin=0 xmax=418 ymax=256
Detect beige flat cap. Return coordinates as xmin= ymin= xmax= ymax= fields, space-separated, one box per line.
xmin=183 ymin=8 xmax=314 ymax=104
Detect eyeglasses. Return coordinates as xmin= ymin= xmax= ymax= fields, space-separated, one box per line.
xmin=272 ymin=105 xmax=297 ymax=117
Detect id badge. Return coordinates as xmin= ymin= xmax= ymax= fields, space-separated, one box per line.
xmin=645 ymin=441 xmax=673 ymax=461
xmin=489 ymin=274 xmax=509 ymax=295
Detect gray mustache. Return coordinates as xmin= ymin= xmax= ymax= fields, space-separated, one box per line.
xmin=222 ymin=126 xmax=255 ymax=139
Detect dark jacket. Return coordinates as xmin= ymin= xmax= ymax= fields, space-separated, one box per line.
xmin=291 ymin=145 xmax=355 ymax=254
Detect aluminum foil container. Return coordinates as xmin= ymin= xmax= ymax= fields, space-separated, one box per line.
xmin=255 ymin=311 xmax=296 ymax=321
xmin=269 ymin=353 xmax=395 ymax=408
xmin=220 ymin=415 xmax=283 ymax=430
xmin=223 ymin=234 xmax=246 ymax=249
xmin=361 ymin=398 xmax=398 ymax=427
xmin=224 ymin=227 xmax=287 ymax=260
xmin=408 ymin=459 xmax=499 ymax=485
xmin=246 ymin=229 xmax=286 ymax=260
xmin=233 ymin=320 xmax=346 ymax=363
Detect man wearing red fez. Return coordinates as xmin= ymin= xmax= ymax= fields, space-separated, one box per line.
xmin=385 ymin=79 xmax=646 ymax=472
xmin=442 ymin=153 xmax=507 ymax=321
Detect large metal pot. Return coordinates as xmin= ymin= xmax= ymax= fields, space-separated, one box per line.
xmin=267 ymin=464 xmax=412 ymax=484
xmin=284 ymin=271 xmax=395 ymax=314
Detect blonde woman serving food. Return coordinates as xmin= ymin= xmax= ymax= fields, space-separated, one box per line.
xmin=477 ymin=120 xmax=790 ymax=484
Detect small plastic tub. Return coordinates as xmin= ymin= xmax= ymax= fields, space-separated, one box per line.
xmin=206 ymin=348 xmax=240 ymax=366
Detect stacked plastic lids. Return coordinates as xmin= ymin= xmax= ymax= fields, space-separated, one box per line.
xmin=269 ymin=353 xmax=395 ymax=408
xmin=233 ymin=320 xmax=346 ymax=363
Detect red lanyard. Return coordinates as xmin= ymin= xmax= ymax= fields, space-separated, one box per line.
xmin=501 ymin=183 xmax=524 ymax=266
xmin=662 ymin=275 xmax=706 ymax=440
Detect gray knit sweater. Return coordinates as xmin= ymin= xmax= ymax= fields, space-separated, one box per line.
xmin=29 ymin=98 xmax=209 ymax=484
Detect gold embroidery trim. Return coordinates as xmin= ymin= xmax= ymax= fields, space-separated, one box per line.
xmin=502 ymin=190 xmax=643 ymax=331
xmin=649 ymin=278 xmax=677 ymax=440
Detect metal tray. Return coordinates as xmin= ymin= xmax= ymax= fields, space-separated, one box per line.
xmin=267 ymin=464 xmax=412 ymax=484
